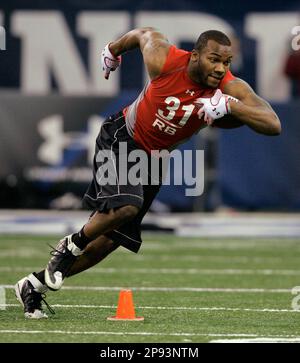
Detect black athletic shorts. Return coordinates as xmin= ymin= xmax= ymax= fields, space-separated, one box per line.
xmin=83 ymin=111 xmax=162 ymax=253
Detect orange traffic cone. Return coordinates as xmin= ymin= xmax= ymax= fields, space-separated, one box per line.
xmin=107 ymin=289 xmax=144 ymax=321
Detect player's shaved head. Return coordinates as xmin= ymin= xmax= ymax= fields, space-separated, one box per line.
xmin=188 ymin=30 xmax=233 ymax=88
xmin=195 ymin=30 xmax=231 ymax=52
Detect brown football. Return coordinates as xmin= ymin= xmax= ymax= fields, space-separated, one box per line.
xmin=212 ymin=114 xmax=244 ymax=129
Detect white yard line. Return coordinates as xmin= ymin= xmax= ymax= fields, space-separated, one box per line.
xmin=131 ymin=255 xmax=284 ymax=263
xmin=2 ymin=285 xmax=291 ymax=293
xmin=0 ymin=252 xmax=285 ymax=263
xmin=1 ymin=266 xmax=300 ymax=276
xmin=2 ymin=303 xmax=299 ymax=314
xmin=0 ymin=329 xmax=299 ymax=339
xmin=142 ymin=241 xmax=300 ymax=250
xmin=74 ymin=267 xmax=300 ymax=276
xmin=0 ymin=249 xmax=45 ymax=258
xmin=210 ymin=338 xmax=300 ymax=343
xmin=0 ymin=238 xmax=298 ymax=255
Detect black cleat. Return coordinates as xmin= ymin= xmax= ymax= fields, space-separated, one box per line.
xmin=15 ymin=273 xmax=53 ymax=319
xmin=45 ymin=234 xmax=83 ymax=291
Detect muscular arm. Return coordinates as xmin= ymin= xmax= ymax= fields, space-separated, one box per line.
xmin=223 ymin=78 xmax=281 ymax=135
xmin=109 ymin=27 xmax=170 ymax=79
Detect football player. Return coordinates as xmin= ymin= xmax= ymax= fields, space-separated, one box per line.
xmin=15 ymin=27 xmax=280 ymax=318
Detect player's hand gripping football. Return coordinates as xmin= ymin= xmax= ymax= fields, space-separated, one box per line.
xmin=101 ymin=43 xmax=122 ymax=80
xmin=194 ymin=89 xmax=239 ymax=125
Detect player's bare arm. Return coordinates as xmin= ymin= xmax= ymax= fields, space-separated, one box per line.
xmin=108 ymin=27 xmax=170 ymax=79
xmin=224 ymin=78 xmax=281 ymax=135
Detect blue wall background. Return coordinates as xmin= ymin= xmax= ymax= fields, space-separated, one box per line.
xmin=218 ymin=102 xmax=300 ymax=211
xmin=0 ymin=0 xmax=299 ymax=211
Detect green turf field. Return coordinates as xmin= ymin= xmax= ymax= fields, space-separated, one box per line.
xmin=0 ymin=234 xmax=300 ymax=343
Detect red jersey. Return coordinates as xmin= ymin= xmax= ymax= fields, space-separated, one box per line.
xmin=124 ymin=45 xmax=235 ymax=153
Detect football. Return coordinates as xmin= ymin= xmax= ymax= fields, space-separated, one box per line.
xmin=212 ymin=114 xmax=244 ymax=129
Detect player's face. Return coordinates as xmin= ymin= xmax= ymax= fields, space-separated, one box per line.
xmin=191 ymin=40 xmax=233 ymax=88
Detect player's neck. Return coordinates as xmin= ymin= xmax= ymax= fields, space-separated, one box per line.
xmin=186 ymin=62 xmax=206 ymax=87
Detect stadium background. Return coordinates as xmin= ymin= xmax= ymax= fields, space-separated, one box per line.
xmin=1 ymin=0 xmax=300 ymax=345
xmin=0 ymin=0 xmax=299 ymax=213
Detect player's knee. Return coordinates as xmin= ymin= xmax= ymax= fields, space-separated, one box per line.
xmin=118 ymin=205 xmax=140 ymax=222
